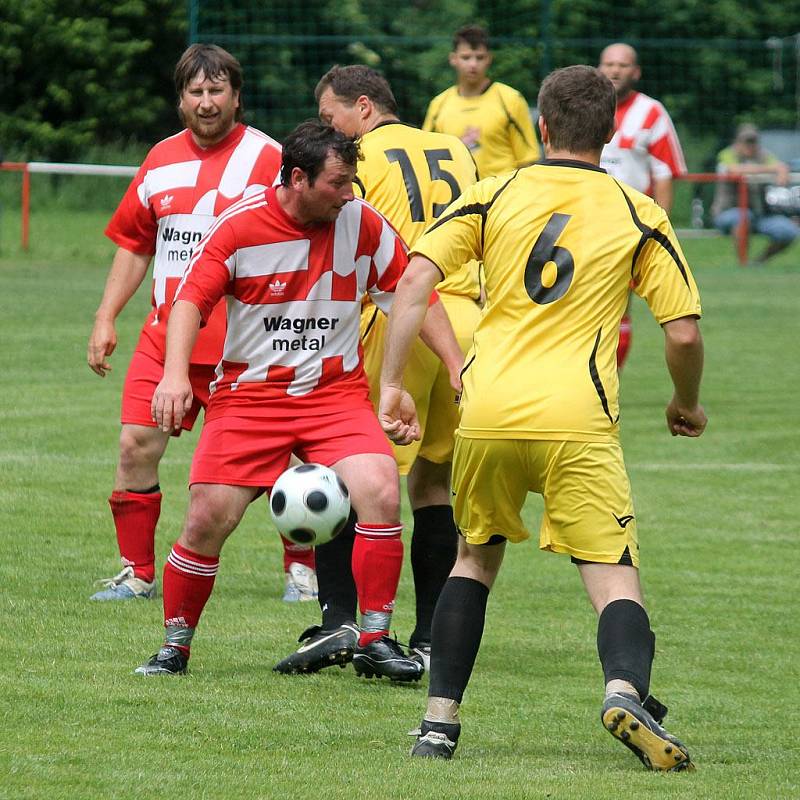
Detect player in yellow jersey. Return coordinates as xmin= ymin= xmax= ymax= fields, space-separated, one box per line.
xmin=273 ymin=64 xmax=479 ymax=675
xmin=423 ymin=25 xmax=540 ymax=178
xmin=381 ymin=65 xmax=706 ymax=770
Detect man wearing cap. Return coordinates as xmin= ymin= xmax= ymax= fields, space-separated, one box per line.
xmin=712 ymin=123 xmax=798 ymax=264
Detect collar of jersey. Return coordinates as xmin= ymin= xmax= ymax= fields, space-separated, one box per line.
xmin=368 ymin=119 xmax=419 ymax=134
xmin=184 ymin=122 xmax=246 ymax=158
xmin=539 ymin=158 xmax=607 ymax=173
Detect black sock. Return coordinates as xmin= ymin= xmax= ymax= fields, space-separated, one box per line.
xmin=428 ymin=576 xmax=489 ymax=703
xmin=597 ymin=598 xmax=656 ymax=699
xmin=420 ymin=719 xmax=461 ymax=741
xmin=410 ymin=504 xmax=458 ymax=647
xmin=315 ymin=509 xmax=357 ymax=629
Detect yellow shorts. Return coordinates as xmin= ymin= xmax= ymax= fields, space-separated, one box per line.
xmin=451 ymin=435 xmax=639 ymax=566
xmin=361 ymin=294 xmax=481 ymax=476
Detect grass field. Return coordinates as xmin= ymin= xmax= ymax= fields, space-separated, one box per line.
xmin=1 ymin=208 xmax=798 ymax=799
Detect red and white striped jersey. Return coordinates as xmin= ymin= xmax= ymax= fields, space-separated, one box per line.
xmin=176 ymin=186 xmax=408 ymax=412
xmin=600 ymin=91 xmax=686 ymax=196
xmin=105 ymin=123 xmax=282 ymax=364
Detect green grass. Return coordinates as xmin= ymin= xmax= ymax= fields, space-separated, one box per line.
xmin=1 ymin=210 xmax=798 ymax=799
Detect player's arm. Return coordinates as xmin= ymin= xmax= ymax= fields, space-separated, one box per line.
xmin=418 ymin=297 xmax=464 ymax=393
xmin=508 ymin=90 xmax=541 ymax=167
xmin=87 ymin=247 xmax=151 ymax=376
xmin=652 ymin=178 xmax=674 ymax=215
xmin=632 ymin=205 xmax=706 ymax=438
xmin=380 ymin=255 xmax=444 ymax=445
xmin=663 ymin=316 xmax=706 ymax=437
xmin=151 ymin=299 xmax=201 ymax=432
xmin=152 ymin=221 xmax=234 ymax=431
xmin=648 ymin=111 xmax=686 ymax=214
xmin=421 ymin=98 xmax=437 ymax=132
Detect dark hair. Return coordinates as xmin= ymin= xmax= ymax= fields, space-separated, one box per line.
xmin=537 ymin=66 xmax=615 ymax=153
xmin=174 ymin=44 xmax=244 ymax=122
xmin=453 ymin=24 xmax=489 ymax=51
xmin=280 ymin=120 xmax=361 ymax=186
xmin=314 ymin=65 xmax=398 ymax=115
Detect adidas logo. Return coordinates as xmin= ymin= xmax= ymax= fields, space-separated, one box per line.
xmin=269 ymin=279 xmax=287 ymax=296
xmin=160 ymin=194 xmax=174 ymax=209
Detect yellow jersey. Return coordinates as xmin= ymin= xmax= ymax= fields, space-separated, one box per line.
xmin=354 ymin=121 xmax=479 ymax=298
xmin=423 ymin=82 xmax=541 ymax=178
xmin=411 ymin=159 xmax=702 ymax=441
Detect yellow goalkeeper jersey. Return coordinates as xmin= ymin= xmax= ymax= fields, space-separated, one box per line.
xmin=354 ymin=120 xmax=480 ymax=298
xmin=422 ymin=82 xmax=541 ymax=178
xmin=411 ymin=159 xmax=702 ymax=441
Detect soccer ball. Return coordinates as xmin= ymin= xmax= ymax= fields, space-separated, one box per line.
xmin=270 ymin=463 xmax=351 ymax=546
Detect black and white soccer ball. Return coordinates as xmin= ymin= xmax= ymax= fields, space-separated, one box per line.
xmin=270 ymin=463 xmax=351 ymax=546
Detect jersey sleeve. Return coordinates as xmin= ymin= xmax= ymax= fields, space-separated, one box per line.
xmin=104 ymin=159 xmax=158 ymax=255
xmin=176 ymin=219 xmax=236 ymax=324
xmin=646 ymin=105 xmax=687 ymax=180
xmin=362 ymin=208 xmax=409 ymax=313
xmin=410 ymin=180 xmax=494 ymax=276
xmin=422 ymin=95 xmax=442 ymax=132
xmin=506 ymin=90 xmax=541 ymax=168
xmin=632 ymin=210 xmax=702 ymax=324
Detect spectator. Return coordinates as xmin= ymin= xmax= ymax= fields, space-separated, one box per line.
xmin=712 ymin=123 xmax=799 ymax=264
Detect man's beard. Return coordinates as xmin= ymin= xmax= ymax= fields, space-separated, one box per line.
xmin=183 ymin=108 xmax=235 ymax=143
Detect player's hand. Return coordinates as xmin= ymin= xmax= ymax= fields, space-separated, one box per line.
xmin=379 ymin=385 xmax=421 ymax=446
xmin=666 ymin=398 xmax=707 ymax=438
xmin=152 ymin=374 xmax=193 ymax=433
xmin=447 ymin=365 xmax=463 ymax=396
xmin=461 ymin=126 xmax=481 ymax=149
xmin=87 ymin=318 xmax=117 ymax=377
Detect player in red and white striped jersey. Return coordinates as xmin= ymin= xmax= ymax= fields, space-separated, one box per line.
xmin=136 ymin=120 xmax=464 ymax=679
xmin=599 ymin=43 xmax=687 ymax=370
xmin=86 ymin=45 xmax=314 ymax=602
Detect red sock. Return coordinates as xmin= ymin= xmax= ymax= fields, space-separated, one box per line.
xmin=162 ymin=542 xmax=219 ymax=654
xmin=280 ymin=534 xmax=316 ymax=571
xmin=617 ymin=314 xmax=632 ymax=370
xmin=352 ymin=523 xmax=403 ymax=646
xmin=109 ymin=490 xmax=161 ymax=583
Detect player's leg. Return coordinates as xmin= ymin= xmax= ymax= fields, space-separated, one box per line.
xmin=93 ymin=355 xmax=213 ymax=601
xmin=272 ymin=509 xmax=359 ymax=675
xmin=578 ymin=563 xmax=692 ymax=771
xmin=333 ymin=451 xmax=423 ymax=682
xmin=273 ymin=401 xmax=413 ymax=678
xmin=137 ymin=410 xmax=293 ymax=675
xmin=412 ymin=538 xmax=504 ymax=759
xmin=540 ymin=439 xmax=692 ymax=771
xmin=407 ymin=292 xmax=478 ymax=665
xmin=412 ymin=436 xmax=530 ymax=759
xmin=136 ymin=482 xmax=256 ymax=675
xmin=278 ymin=454 xmax=317 ymax=602
xmin=406 ymin=456 xmax=457 ymax=666
xmin=93 ymin=350 xmax=174 ymax=600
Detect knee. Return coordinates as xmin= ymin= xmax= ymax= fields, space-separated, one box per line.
xmin=182 ymin=500 xmax=238 ymax=553
xmin=118 ymin=426 xmax=161 ymax=472
xmin=360 ymin=470 xmax=401 ymax=521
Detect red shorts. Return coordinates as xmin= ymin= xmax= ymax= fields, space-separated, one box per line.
xmin=189 ymin=402 xmax=393 ymax=488
xmin=121 ymin=348 xmax=216 ymax=434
